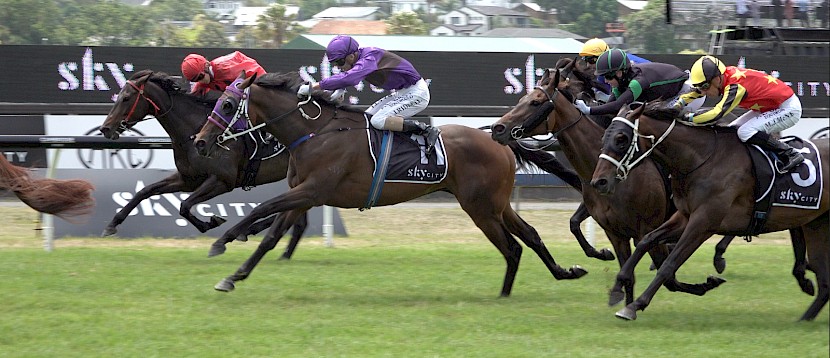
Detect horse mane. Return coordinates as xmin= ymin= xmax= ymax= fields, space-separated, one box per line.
xmin=130 ymin=69 xmax=217 ymax=106
xmin=255 ymin=72 xmax=364 ymax=113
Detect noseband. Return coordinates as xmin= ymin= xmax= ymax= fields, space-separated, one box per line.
xmin=598 ymin=115 xmax=676 ymax=180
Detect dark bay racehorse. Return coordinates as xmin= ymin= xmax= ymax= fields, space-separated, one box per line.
xmin=1 ymin=155 xmax=94 ymax=222
xmin=491 ymin=68 xmax=725 ymax=304
xmin=193 ymin=71 xmax=588 ymax=294
xmin=98 ymin=70 xmax=306 ymax=259
xmin=591 ymin=102 xmax=829 ymax=321
xmin=552 ymin=58 xmax=740 ymax=273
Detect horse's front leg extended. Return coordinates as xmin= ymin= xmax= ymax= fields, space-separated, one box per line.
xmin=102 ymin=174 xmax=187 ymax=236
xmin=178 ymin=175 xmax=233 ymax=233
xmin=570 ymin=203 xmax=614 ymax=261
xmin=214 ymin=208 xmax=309 ymax=292
xmin=609 ymin=212 xmax=688 ymax=306
xmin=616 ymin=213 xmax=714 ymax=321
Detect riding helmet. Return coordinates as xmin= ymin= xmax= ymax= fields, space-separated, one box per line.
xmin=594 ymin=49 xmax=630 ymax=76
xmin=579 ymin=38 xmax=609 ymax=57
xmin=326 ymin=35 xmax=360 ymax=62
xmin=181 ymin=54 xmax=208 ymax=82
xmin=690 ymin=55 xmax=726 ymax=86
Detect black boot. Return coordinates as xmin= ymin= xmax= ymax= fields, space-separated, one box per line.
xmin=746 ymin=132 xmax=804 ymax=172
xmin=402 ymin=119 xmax=440 ymax=154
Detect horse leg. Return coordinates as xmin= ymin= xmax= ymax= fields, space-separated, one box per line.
xmin=214 ymin=208 xmax=308 ymax=292
xmin=798 ymin=215 xmax=829 ymax=321
xmin=616 ymin=213 xmax=714 ymax=321
xmin=604 ymin=232 xmax=634 ymax=305
xmin=458 ymin=202 xmax=522 ymax=297
xmin=279 ymin=211 xmax=308 ymax=260
xmin=504 ymin=207 xmax=587 ymax=280
xmin=102 ymin=173 xmax=187 ymax=236
xmin=789 ymin=227 xmax=815 ymax=296
xmin=177 ymin=175 xmax=234 ymax=233
xmin=609 ymin=212 xmax=688 ymax=307
xmin=242 ymin=214 xmax=278 ymax=241
xmin=569 ymin=202 xmax=614 ymax=261
xmin=655 ymin=233 xmax=726 ymax=296
xmin=713 ymin=235 xmax=736 ymax=274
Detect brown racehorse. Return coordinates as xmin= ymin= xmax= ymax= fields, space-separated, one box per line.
xmin=193 ymin=71 xmax=587 ymax=294
xmin=0 ymin=155 xmax=94 ymax=222
xmin=591 ymin=102 xmax=829 ymax=321
xmin=491 ymin=67 xmax=727 ymax=304
xmin=98 ymin=70 xmax=306 ymax=259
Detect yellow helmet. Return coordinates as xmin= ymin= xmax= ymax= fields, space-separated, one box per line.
xmin=579 ymin=38 xmax=609 ymax=57
xmin=690 ymin=55 xmax=726 ymax=86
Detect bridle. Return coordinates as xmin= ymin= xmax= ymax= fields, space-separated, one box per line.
xmin=207 ymin=78 xmax=323 ymax=148
xmin=597 ymin=110 xmax=676 ymax=180
xmin=510 ymin=82 xmax=583 ymax=142
xmin=117 ymin=79 xmax=172 ymax=133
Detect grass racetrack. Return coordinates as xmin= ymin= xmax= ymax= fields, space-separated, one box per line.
xmin=1 ymin=203 xmax=828 ymax=357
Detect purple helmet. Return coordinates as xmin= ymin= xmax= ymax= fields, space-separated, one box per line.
xmin=326 ymin=35 xmax=359 ymax=62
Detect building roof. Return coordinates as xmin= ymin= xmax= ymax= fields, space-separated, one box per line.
xmin=435 ymin=24 xmax=484 ymax=32
xmin=483 ymin=28 xmax=586 ymax=39
xmin=465 ymin=5 xmax=527 ymax=16
xmin=283 ymin=34 xmax=585 ymax=53
xmin=618 ymin=0 xmax=649 ymax=11
xmin=312 ymin=6 xmax=381 ymax=19
xmin=309 ymin=20 xmax=388 ymax=35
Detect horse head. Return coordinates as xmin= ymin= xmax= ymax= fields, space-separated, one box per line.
xmin=100 ymin=70 xmax=168 ymax=140
xmin=491 ymin=67 xmax=582 ymax=145
xmin=590 ymin=102 xmax=659 ymax=195
xmin=193 ymin=70 xmax=258 ymax=157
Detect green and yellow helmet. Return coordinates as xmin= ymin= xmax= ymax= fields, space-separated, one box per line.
xmin=690 ymin=55 xmax=726 ymax=86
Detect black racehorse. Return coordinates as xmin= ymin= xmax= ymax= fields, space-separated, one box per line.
xmin=98 ymin=70 xmax=306 ymax=259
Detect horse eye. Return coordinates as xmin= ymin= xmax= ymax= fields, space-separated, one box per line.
xmin=221 ymin=101 xmax=235 ymax=115
xmin=614 ymin=134 xmax=628 ymax=148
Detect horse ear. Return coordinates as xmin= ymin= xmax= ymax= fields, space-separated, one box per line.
xmin=552 ymin=67 xmax=561 ymax=86
xmin=540 ymin=69 xmax=551 ymax=84
xmin=242 ymin=73 xmax=257 ymax=88
xmin=237 ymin=70 xmax=247 ymax=79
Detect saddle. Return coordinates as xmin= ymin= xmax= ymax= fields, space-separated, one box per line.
xmin=240 ymin=130 xmax=286 ymax=190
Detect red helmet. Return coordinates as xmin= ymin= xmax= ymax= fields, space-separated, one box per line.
xmin=181 ymin=54 xmax=208 ymax=81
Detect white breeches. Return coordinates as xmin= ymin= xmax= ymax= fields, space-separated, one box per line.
xmin=366 ymin=78 xmax=430 ymax=129
xmin=730 ymin=94 xmax=802 ymax=141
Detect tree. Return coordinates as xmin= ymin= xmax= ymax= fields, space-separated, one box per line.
xmin=624 ymin=0 xmax=676 ymax=53
xmin=386 ymin=11 xmax=427 ymax=35
xmin=147 ymin=0 xmax=205 ymax=22
xmin=193 ymin=14 xmax=230 ymax=47
xmin=0 ymin=0 xmax=61 ymax=44
xmin=255 ymin=4 xmax=301 ymax=48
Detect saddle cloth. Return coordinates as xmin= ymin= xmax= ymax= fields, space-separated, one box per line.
xmin=749 ymin=136 xmax=823 ymax=210
xmin=366 ymin=118 xmax=447 ymax=184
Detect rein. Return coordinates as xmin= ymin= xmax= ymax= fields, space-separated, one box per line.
xmin=511 ymin=86 xmax=583 ymax=141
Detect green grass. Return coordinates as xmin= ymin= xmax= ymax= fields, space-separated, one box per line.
xmin=0 ymin=205 xmax=827 ymax=357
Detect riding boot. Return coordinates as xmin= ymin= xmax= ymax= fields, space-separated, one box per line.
xmin=402 ymin=119 xmax=440 ymax=154
xmin=746 ymin=132 xmax=804 ymax=172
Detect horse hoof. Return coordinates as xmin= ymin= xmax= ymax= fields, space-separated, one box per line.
xmin=714 ymin=258 xmax=726 ymax=274
xmin=236 ymin=234 xmax=248 ymax=242
xmin=598 ymin=249 xmax=615 ymax=261
xmin=208 ymin=244 xmax=227 ymax=258
xmin=211 ymin=216 xmax=227 ymax=227
xmin=214 ymin=278 xmax=235 ymax=292
xmin=101 ymin=227 xmax=117 ymax=237
xmin=707 ymin=275 xmax=727 ymax=287
xmin=615 ymin=306 xmax=637 ymax=320
xmin=608 ymin=290 xmax=625 ymax=307
xmin=799 ymin=279 xmax=815 ymax=296
xmin=570 ymin=265 xmax=588 ymax=279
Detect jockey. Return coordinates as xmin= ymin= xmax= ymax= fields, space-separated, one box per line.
xmin=297 ymin=35 xmax=440 ymax=154
xmin=181 ymin=51 xmax=266 ymax=96
xmin=574 ymin=49 xmax=704 ymax=117
xmin=676 ymin=55 xmax=804 ymax=172
xmin=578 ymin=38 xmax=649 ymax=103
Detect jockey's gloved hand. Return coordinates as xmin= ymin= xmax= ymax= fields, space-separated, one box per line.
xmin=329 ymin=88 xmax=346 ymax=102
xmin=297 ymin=83 xmax=314 ymax=98
xmin=574 ymin=99 xmax=591 ymax=115
xmin=681 ymin=113 xmax=694 ymax=122
xmin=672 ymin=98 xmax=687 ymax=109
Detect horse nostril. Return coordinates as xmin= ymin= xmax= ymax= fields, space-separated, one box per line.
xmin=591 ymin=178 xmax=606 ymax=189
xmin=194 ymin=140 xmax=205 ymax=150
xmin=492 ymin=124 xmax=505 ymax=134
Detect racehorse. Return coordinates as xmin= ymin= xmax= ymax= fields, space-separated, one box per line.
xmin=0 ymin=155 xmax=94 ymax=222
xmin=98 ymin=70 xmax=307 ymax=259
xmin=551 ymin=57 xmax=741 ymax=273
xmin=193 ymin=71 xmax=588 ymax=295
xmin=591 ymin=102 xmax=829 ymax=321
xmin=491 ymin=67 xmax=725 ymax=304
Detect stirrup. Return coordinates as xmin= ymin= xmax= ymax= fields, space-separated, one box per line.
xmin=775 ymin=154 xmax=804 ymax=173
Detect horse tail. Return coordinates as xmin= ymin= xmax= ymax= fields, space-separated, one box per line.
xmin=0 ymin=155 xmax=96 ymax=223
xmin=507 ymin=142 xmax=583 ymax=193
